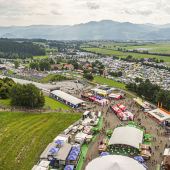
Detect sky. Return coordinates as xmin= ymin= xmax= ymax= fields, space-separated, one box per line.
xmin=0 ymin=0 xmax=170 ymax=26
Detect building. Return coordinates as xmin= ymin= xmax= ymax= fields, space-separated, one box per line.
xmin=85 ymin=155 xmax=146 ymax=170
xmin=50 ymin=90 xmax=85 ymax=108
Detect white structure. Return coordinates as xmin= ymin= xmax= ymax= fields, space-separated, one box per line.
xmin=147 ymin=108 xmax=170 ymax=123
xmin=50 ymin=90 xmax=85 ymax=108
xmin=109 ymin=126 xmax=143 ymax=149
xmin=85 ymin=155 xmax=146 ymax=170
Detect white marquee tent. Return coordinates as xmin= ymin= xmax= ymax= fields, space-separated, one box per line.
xmin=108 ymin=126 xmax=143 ymax=149
xmin=85 ymin=155 xmax=146 ymax=170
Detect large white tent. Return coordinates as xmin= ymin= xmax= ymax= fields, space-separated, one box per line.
xmin=50 ymin=90 xmax=85 ymax=107
xmin=85 ymin=155 xmax=146 ymax=170
xmin=108 ymin=126 xmax=143 ymax=149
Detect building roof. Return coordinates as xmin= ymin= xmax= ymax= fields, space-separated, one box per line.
xmin=85 ymin=155 xmax=146 ymax=170
xmin=108 ymin=126 xmax=143 ymax=149
xmin=51 ymin=90 xmax=84 ymax=105
xmin=148 ymin=108 xmax=170 ymax=122
xmin=54 ymin=143 xmax=72 ymax=161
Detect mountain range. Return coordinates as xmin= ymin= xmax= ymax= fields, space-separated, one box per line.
xmin=1 ymin=20 xmax=170 ymax=40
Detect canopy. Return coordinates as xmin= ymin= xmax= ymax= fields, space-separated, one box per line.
xmin=134 ymin=156 xmax=145 ymax=163
xmin=49 ymin=147 xmax=60 ymax=154
xmin=147 ymin=108 xmax=170 ymax=122
xmin=109 ymin=126 xmax=143 ymax=149
xmin=85 ymin=155 xmax=146 ymax=170
xmin=100 ymin=152 xmax=110 ymax=156
xmin=64 ymin=165 xmax=74 ymax=170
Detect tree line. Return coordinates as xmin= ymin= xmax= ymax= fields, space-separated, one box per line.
xmin=0 ymin=39 xmax=45 ymax=59
xmin=126 ymin=79 xmax=170 ymax=110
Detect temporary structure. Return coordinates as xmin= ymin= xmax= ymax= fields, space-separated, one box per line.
xmin=109 ymin=126 xmax=143 ymax=149
xmin=50 ymin=90 xmax=85 ymax=108
xmin=85 ymin=155 xmax=146 ymax=170
xmin=147 ymin=108 xmax=170 ymax=123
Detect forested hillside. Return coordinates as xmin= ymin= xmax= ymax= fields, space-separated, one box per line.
xmin=0 ymin=39 xmax=45 ymax=59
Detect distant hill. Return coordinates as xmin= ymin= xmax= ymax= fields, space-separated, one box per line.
xmin=1 ymin=20 xmax=170 ymax=40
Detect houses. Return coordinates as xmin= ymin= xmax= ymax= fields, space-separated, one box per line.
xmin=99 ymin=57 xmax=170 ymax=90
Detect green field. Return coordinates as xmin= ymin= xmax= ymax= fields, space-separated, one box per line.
xmin=82 ymin=47 xmax=170 ymax=62
xmin=0 ymin=99 xmax=11 ymax=107
xmin=84 ymin=42 xmax=170 ymax=55
xmin=44 ymin=96 xmax=71 ymax=110
xmin=0 ymin=111 xmax=81 ymax=170
xmin=40 ymin=74 xmax=70 ymax=83
xmin=94 ymin=76 xmax=126 ymax=89
xmin=0 ymin=96 xmax=70 ymax=110
xmin=33 ymin=55 xmax=49 ymax=60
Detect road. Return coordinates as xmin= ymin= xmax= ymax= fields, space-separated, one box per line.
xmin=0 ymin=75 xmax=58 ymax=93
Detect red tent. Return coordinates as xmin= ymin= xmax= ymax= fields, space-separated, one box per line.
xmin=117 ymin=104 xmax=126 ymax=111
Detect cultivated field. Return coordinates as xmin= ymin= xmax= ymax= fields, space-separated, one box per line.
xmin=82 ymin=47 xmax=170 ymax=62
xmin=0 ymin=111 xmax=81 ymax=170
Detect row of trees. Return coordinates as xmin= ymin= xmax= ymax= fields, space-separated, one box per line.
xmin=0 ymin=39 xmax=45 ymax=59
xmin=30 ymin=60 xmax=51 ymax=71
xmin=109 ymin=71 xmax=122 ymax=77
xmin=126 ymin=79 xmax=170 ymax=110
xmin=0 ymin=77 xmax=45 ymax=108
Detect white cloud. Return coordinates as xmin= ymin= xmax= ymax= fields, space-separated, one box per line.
xmin=0 ymin=0 xmax=170 ymax=26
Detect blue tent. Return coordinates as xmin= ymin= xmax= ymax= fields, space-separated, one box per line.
xmin=72 ymin=146 xmax=80 ymax=152
xmin=49 ymin=147 xmax=59 ymax=154
xmin=55 ymin=139 xmax=64 ymax=146
xmin=100 ymin=152 xmax=110 ymax=156
xmin=67 ymin=154 xmax=78 ymax=161
xmin=134 ymin=156 xmax=145 ymax=163
xmin=64 ymin=165 xmax=74 ymax=170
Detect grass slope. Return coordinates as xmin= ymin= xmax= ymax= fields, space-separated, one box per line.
xmin=0 ymin=111 xmax=81 ymax=170
xmin=44 ymin=96 xmax=71 ymax=110
xmin=94 ymin=76 xmax=126 ymax=89
xmin=0 ymin=96 xmax=70 ymax=110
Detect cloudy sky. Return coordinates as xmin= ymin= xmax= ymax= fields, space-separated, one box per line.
xmin=0 ymin=0 xmax=170 ymax=26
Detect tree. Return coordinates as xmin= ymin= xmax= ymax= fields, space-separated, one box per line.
xmin=10 ymin=84 xmax=45 ymax=108
xmin=83 ymin=73 xmax=94 ymax=81
xmin=14 ymin=60 xmax=20 ymax=69
xmin=39 ymin=60 xmax=51 ymax=71
xmin=30 ymin=62 xmax=39 ymax=70
xmin=0 ymin=78 xmax=15 ymax=99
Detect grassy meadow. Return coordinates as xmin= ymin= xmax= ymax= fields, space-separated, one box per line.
xmin=93 ymin=76 xmax=126 ymax=89
xmin=0 ymin=111 xmax=81 ymax=170
xmin=82 ymin=47 xmax=170 ymax=62
xmin=0 ymin=96 xmax=70 ymax=111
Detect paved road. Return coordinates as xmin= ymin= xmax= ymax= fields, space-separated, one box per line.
xmin=0 ymin=75 xmax=85 ymax=94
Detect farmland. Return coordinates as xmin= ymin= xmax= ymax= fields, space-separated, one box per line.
xmin=0 ymin=111 xmax=81 ymax=170
xmin=82 ymin=47 xmax=170 ymax=62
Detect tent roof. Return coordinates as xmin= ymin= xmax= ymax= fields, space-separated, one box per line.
xmin=51 ymin=90 xmax=84 ymax=105
xmin=85 ymin=155 xmax=146 ymax=170
xmin=108 ymin=126 xmax=143 ymax=149
xmin=148 ymin=108 xmax=170 ymax=122
xmin=54 ymin=143 xmax=72 ymax=161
